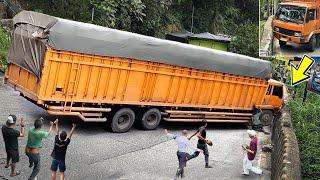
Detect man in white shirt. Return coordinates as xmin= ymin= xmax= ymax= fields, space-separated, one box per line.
xmin=165 ymin=129 xmax=202 ymax=179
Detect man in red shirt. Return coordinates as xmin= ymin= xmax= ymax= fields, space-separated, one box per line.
xmin=242 ymin=130 xmax=262 ymax=176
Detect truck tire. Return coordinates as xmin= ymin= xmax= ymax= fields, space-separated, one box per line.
xmin=307 ymin=35 xmax=316 ymax=52
xmin=279 ymin=40 xmax=286 ymax=47
xmin=139 ymin=108 xmax=162 ymax=130
xmin=260 ymin=110 xmax=274 ymax=126
xmin=110 ymin=108 xmax=135 ymax=133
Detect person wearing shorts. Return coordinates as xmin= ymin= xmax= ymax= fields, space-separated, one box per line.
xmin=1 ymin=115 xmax=25 ymax=177
xmin=51 ymin=120 xmax=76 ymax=180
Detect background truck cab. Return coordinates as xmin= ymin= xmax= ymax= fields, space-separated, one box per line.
xmin=273 ymin=0 xmax=320 ymax=51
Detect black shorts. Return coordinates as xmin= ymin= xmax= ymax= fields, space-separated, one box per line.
xmin=6 ymin=149 xmax=19 ymax=163
xmin=51 ymin=159 xmax=66 ymax=172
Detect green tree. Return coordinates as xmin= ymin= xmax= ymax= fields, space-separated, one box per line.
xmin=0 ymin=26 xmax=10 ymax=71
xmin=90 ymin=0 xmax=145 ymax=31
xmin=230 ymin=23 xmax=259 ymax=57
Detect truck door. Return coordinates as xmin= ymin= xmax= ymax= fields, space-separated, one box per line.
xmin=269 ymin=85 xmax=284 ymax=109
xmin=305 ymin=8 xmax=317 ymax=40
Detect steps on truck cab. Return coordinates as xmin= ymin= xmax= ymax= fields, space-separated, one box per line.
xmin=164 ymin=110 xmax=252 ymax=123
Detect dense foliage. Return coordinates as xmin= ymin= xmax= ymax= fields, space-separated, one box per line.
xmin=19 ymin=0 xmax=259 ymax=57
xmin=0 ymin=25 xmax=10 ymax=72
xmin=289 ymin=83 xmax=320 ymax=180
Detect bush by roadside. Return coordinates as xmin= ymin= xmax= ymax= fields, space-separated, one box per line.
xmin=288 ymin=83 xmax=320 ymax=180
xmin=0 ymin=24 xmax=10 ymax=72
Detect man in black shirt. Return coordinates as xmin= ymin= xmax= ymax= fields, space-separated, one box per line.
xmin=50 ymin=120 xmax=76 ymax=180
xmin=1 ymin=114 xmax=25 ymax=177
xmin=188 ymin=120 xmax=213 ymax=168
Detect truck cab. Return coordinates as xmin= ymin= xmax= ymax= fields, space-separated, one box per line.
xmin=273 ymin=1 xmax=320 ymax=51
xmin=257 ymin=79 xmax=285 ymax=125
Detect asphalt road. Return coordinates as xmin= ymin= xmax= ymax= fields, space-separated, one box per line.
xmin=273 ymin=38 xmax=320 ymax=56
xmin=0 ymin=73 xmax=265 ymax=180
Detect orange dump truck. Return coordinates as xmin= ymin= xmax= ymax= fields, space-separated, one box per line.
xmin=5 ymin=11 xmax=284 ymax=132
xmin=273 ymin=0 xmax=320 ymax=51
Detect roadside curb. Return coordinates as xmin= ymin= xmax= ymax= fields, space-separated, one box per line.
xmin=259 ymin=126 xmax=271 ymax=180
xmin=260 ymin=15 xmax=274 ymax=57
xmin=259 ymin=150 xmax=271 ymax=180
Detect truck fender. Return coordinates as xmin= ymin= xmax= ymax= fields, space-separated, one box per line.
xmin=307 ymin=32 xmax=315 ymax=43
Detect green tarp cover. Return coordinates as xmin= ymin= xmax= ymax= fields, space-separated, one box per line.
xmin=8 ymin=11 xmax=271 ymax=79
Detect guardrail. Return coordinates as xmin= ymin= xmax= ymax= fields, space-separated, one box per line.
xmin=271 ymin=105 xmax=301 ymax=179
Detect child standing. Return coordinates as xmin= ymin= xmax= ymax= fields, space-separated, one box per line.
xmin=50 ymin=120 xmax=76 ymax=180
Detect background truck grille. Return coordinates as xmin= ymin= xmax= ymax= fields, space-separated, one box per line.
xmin=276 ymin=27 xmax=295 ymax=36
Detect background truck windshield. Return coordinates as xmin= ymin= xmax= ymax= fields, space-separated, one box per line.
xmin=275 ymin=5 xmax=306 ymax=24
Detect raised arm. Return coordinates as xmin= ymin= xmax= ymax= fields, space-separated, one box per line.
xmin=188 ymin=130 xmax=199 ymax=140
xmin=67 ymin=123 xmax=76 ymax=139
xmin=54 ymin=119 xmax=59 ymax=135
xmin=48 ymin=121 xmax=54 ymax=134
xmin=19 ymin=118 xmax=25 ymax=137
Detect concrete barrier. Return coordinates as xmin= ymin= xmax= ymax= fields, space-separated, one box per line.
xmin=259 ymin=15 xmax=274 ymax=57
xmin=271 ymin=105 xmax=301 ymax=180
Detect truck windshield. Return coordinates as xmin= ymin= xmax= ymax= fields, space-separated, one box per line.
xmin=275 ymin=5 xmax=306 ymax=24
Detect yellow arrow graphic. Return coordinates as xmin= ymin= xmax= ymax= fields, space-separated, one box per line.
xmin=291 ymin=55 xmax=315 ymax=86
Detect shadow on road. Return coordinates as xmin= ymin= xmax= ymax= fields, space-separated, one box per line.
xmin=42 ymin=114 xmax=247 ymax=136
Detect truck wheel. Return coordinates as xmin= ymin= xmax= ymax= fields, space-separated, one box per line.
xmin=279 ymin=40 xmax=286 ymax=47
xmin=307 ymin=35 xmax=316 ymax=52
xmin=140 ymin=108 xmax=162 ymax=130
xmin=260 ymin=110 xmax=274 ymax=126
xmin=110 ymin=108 xmax=135 ymax=133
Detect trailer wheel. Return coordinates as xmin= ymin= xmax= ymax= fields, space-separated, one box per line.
xmin=279 ymin=40 xmax=286 ymax=47
xmin=260 ymin=110 xmax=274 ymax=126
xmin=307 ymin=35 xmax=316 ymax=52
xmin=140 ymin=108 xmax=162 ymax=130
xmin=110 ymin=108 xmax=135 ymax=133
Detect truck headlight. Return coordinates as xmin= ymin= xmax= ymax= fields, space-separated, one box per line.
xmin=294 ymin=32 xmax=301 ymax=37
xmin=274 ymin=27 xmax=279 ymax=32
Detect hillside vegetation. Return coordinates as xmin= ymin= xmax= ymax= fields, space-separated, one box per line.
xmin=0 ymin=25 xmax=10 ymax=72
xmin=289 ymin=83 xmax=320 ymax=180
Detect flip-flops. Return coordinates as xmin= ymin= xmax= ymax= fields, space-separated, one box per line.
xmin=10 ymin=170 xmax=20 ymax=177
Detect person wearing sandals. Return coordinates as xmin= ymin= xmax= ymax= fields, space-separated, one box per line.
xmin=50 ymin=120 xmax=76 ymax=180
xmin=1 ymin=114 xmax=25 ymax=177
xmin=26 ymin=117 xmax=55 ymax=180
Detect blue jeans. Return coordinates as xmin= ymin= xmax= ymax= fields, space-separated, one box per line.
xmin=26 ymin=152 xmax=40 ymax=180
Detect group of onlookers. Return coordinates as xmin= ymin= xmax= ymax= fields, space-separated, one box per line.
xmin=2 ymin=115 xmax=262 ymax=179
xmin=165 ymin=120 xmax=263 ymax=179
xmin=1 ymin=115 xmax=76 ymax=180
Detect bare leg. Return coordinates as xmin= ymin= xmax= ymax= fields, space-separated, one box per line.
xmin=10 ymin=163 xmax=16 ymax=175
xmin=60 ymin=172 xmax=65 ymax=180
xmin=5 ymin=157 xmax=10 ymax=168
xmin=51 ymin=171 xmax=57 ymax=180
